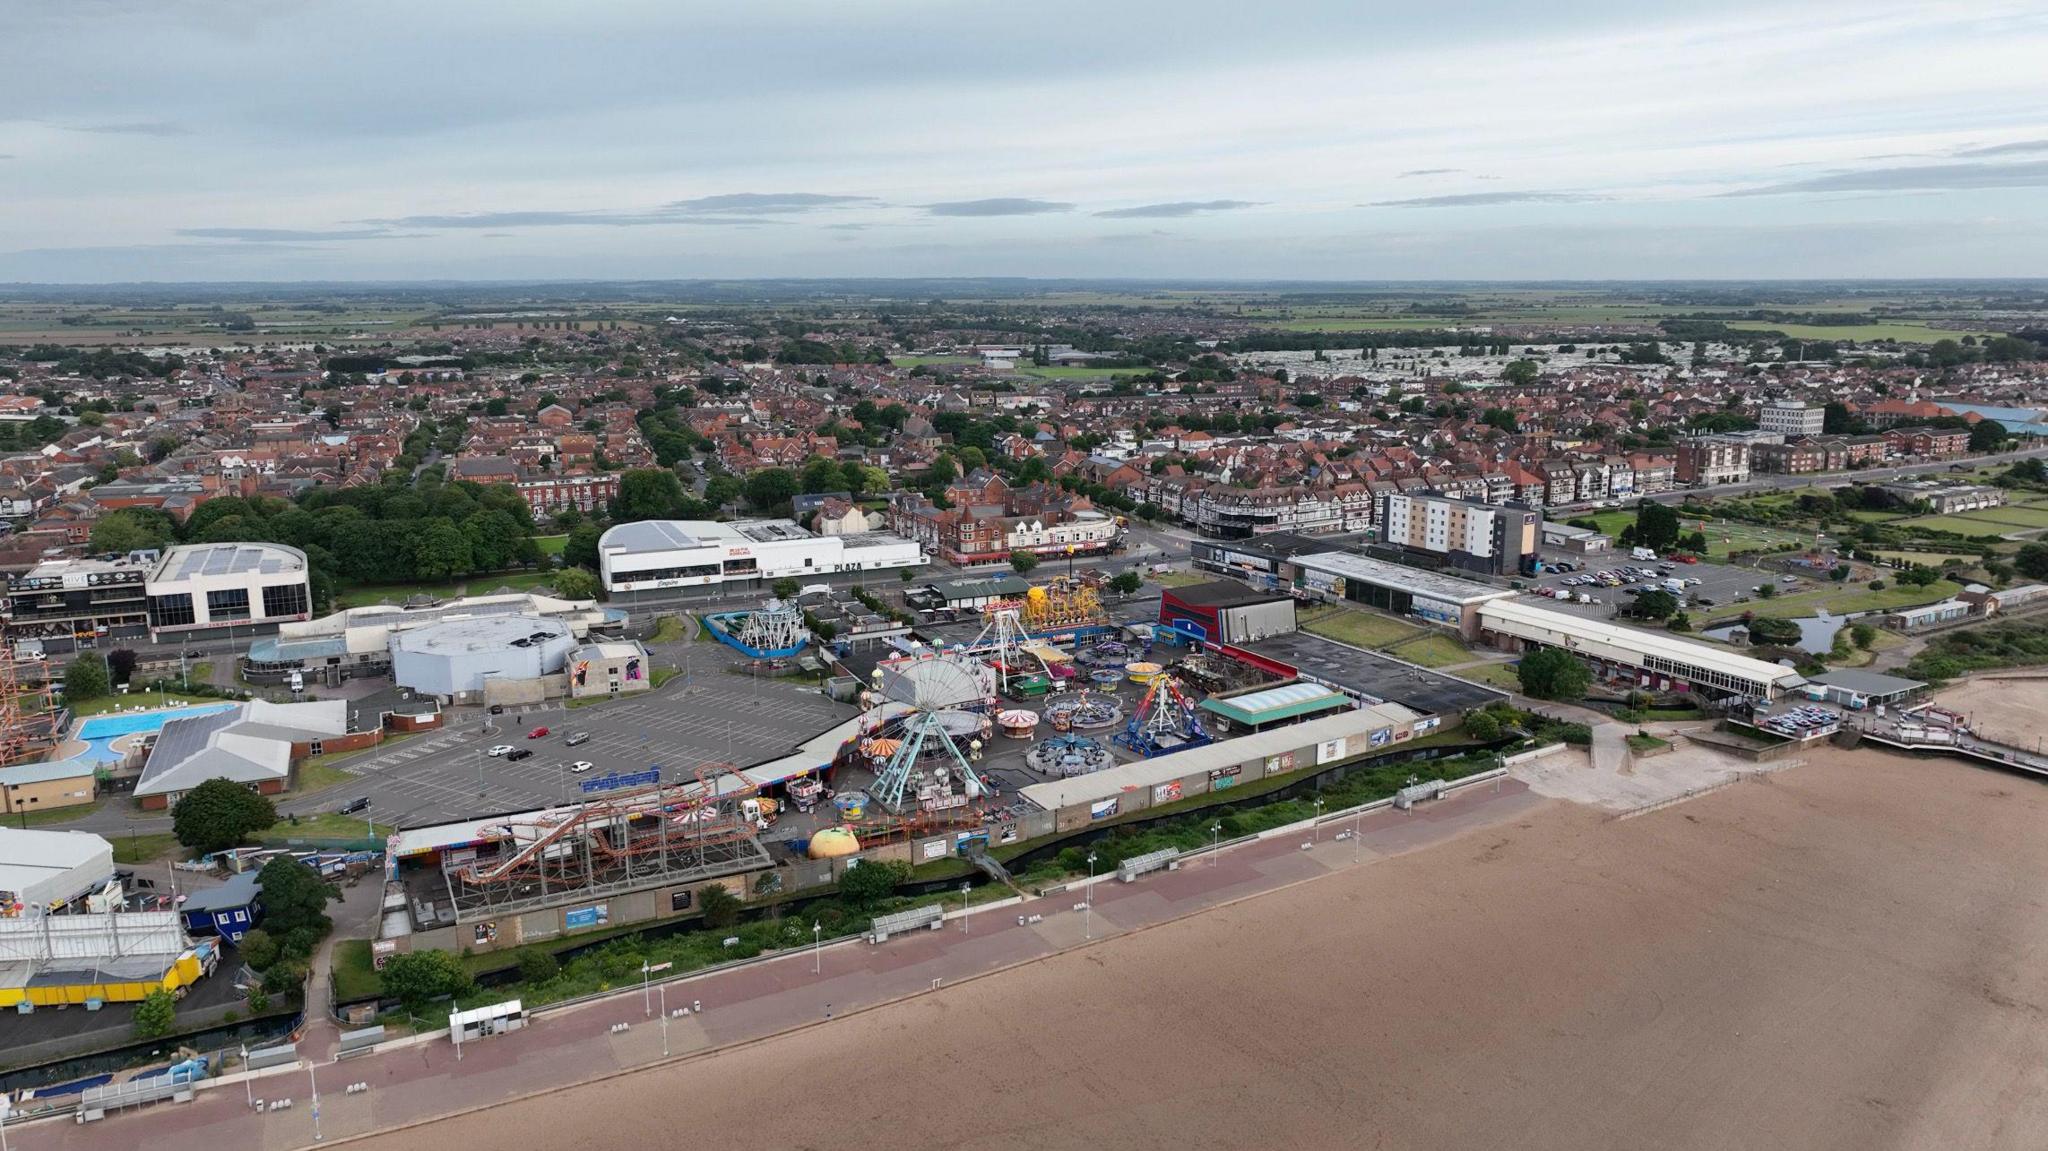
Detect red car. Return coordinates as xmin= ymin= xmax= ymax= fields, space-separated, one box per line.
xmin=527 ymin=726 xmax=550 ymax=739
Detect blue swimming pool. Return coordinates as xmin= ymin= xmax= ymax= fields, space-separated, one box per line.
xmin=77 ymin=703 xmax=238 ymax=740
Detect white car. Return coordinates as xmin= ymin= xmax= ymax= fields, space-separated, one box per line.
xmin=569 ymin=761 xmax=595 ymax=774
xmin=486 ymin=745 xmax=514 ymax=758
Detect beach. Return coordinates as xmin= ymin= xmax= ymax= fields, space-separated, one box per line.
xmin=347 ymin=745 xmax=2048 ymax=1151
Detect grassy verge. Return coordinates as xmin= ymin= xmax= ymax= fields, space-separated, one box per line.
xmin=293 ymin=757 xmax=358 ymax=796
xmin=1380 ymin=632 xmax=1470 ymax=668
xmin=1625 ymin=734 xmax=1671 ymax=753
xmin=1152 ymin=570 xmax=1212 ymax=588
xmin=113 ymin=833 xmax=180 ymax=864
xmin=62 ymin=693 xmax=220 ymax=718
xmin=336 ymin=569 xmax=559 ymax=609
xmin=1457 ymin=661 xmax=1524 ymax=690
xmin=1299 ymin=605 xmax=1425 ymax=649
xmin=534 ymin=534 xmax=568 ymax=557
xmin=257 ymin=812 xmax=379 ymax=843
xmin=648 ymin=615 xmax=691 ymax=644
xmin=1723 ymin=578 xmax=1962 ymax=623
xmin=331 ymin=939 xmax=382 ymax=1002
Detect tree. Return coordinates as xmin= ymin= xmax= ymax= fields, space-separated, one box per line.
xmin=771 ymin=577 xmax=801 ymax=600
xmin=1669 ymin=611 xmax=1693 ymax=632
xmin=257 ymin=856 xmax=338 ymax=938
xmin=563 ymin=522 xmax=604 ymax=571
xmin=2015 ymin=543 xmax=2048 ymax=580
xmin=408 ymin=519 xmax=471 ymax=580
xmin=1633 ymin=589 xmax=1680 ymax=619
xmin=551 ymin=567 xmax=599 ymax=601
xmin=1851 ymin=623 xmax=1878 ymax=650
xmin=62 ymin=653 xmax=111 ymax=703
xmin=90 ymin=509 xmax=174 ymax=555
xmin=1517 ymin=648 xmax=1591 ymax=701
xmin=1634 ymin=499 xmax=1681 ymax=552
xmin=1463 ymin=709 xmax=1502 ymax=741
xmin=1502 ymin=359 xmax=1540 ymax=387
xmin=237 ymin=928 xmax=280 ymax=971
xmin=1108 ymin=571 xmax=1143 ymax=597
xmin=171 ymin=778 xmax=278 ymax=854
xmin=379 ymin=949 xmax=474 ymax=1013
xmin=1008 ymin=551 xmax=1040 ymax=575
xmin=743 ymin=467 xmax=799 ymax=512
xmin=703 ymin=474 xmax=743 ymax=509
xmin=106 ymin=648 xmax=138 ymax=685
xmin=612 ymin=468 xmax=688 ymax=523
xmin=133 ymin=987 xmax=176 ymax=1040
xmin=699 ymin=882 xmax=741 ymax=929
xmin=837 ymin=859 xmax=908 ymax=910
xmin=517 ymin=947 xmax=560 ymax=983
xmin=1969 ymin=419 xmax=2007 ymax=454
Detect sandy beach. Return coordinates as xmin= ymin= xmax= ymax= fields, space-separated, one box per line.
xmin=348 ymin=745 xmax=2048 ymax=1151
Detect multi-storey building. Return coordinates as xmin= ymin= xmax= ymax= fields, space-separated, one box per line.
xmin=515 ymin=473 xmax=620 ymax=520
xmin=1675 ymin=436 xmax=1751 ymax=486
xmin=1378 ymin=492 xmax=1540 ymax=577
xmin=1760 ymin=400 xmax=1826 ymax=437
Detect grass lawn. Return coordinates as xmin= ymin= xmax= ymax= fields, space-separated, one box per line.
xmin=257 ymin=812 xmax=378 ymax=843
xmin=1722 ymin=320 xmax=1997 ymax=343
xmin=1955 ymin=507 xmax=2048 ymax=529
xmin=1626 ymin=733 xmax=1671 ymax=753
xmin=7 ymin=798 xmax=105 ymax=827
xmin=1456 ymin=661 xmax=1524 ymax=690
xmin=1895 ymin=515 xmax=2017 ymax=536
xmin=1299 ymin=605 xmax=1426 ymax=649
xmin=112 ymin=833 xmax=181 ymax=865
xmin=292 ymin=756 xmax=359 ymax=796
xmin=1013 ymin=365 xmax=1146 ymax=381
xmin=534 ymin=534 xmax=568 ymax=556
xmin=337 ymin=569 xmax=559 ymax=609
xmin=1873 ymin=549 xmax=1980 ymax=565
xmin=1152 ymin=570 xmax=1212 ymax=588
xmin=1380 ymin=632 xmax=1470 ymax=668
xmin=648 ymin=615 xmax=691 ymax=644
xmin=1689 ymin=519 xmax=1823 ymax=558
xmin=1719 ymin=578 xmax=1963 ymax=623
xmin=330 ymin=939 xmax=382 ymax=1002
xmin=62 ymin=693 xmax=220 ymax=718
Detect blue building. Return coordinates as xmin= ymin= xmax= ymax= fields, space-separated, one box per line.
xmin=179 ymin=871 xmax=264 ymax=942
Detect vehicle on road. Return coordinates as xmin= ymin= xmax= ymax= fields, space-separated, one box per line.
xmin=565 ymin=732 xmax=591 ymax=747
xmin=336 ymin=797 xmax=371 ymax=815
xmin=487 ymin=744 xmax=514 ymax=757
xmin=507 ymin=749 xmax=534 ymax=761
xmin=569 ymin=761 xmax=595 ymax=774
xmin=527 ymin=727 xmax=550 ymax=739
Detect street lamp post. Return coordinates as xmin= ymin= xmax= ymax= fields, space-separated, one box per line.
xmin=812 ymin=921 xmax=822 ymax=974
xmin=1313 ymin=798 xmax=1324 ymax=843
xmin=1084 ymin=852 xmax=1097 ymax=940
xmin=1353 ymin=803 xmax=1363 ymax=862
xmin=961 ymin=882 xmax=971 ymax=934
xmin=1211 ymin=822 xmax=1221 ymax=866
xmin=641 ymin=962 xmax=653 ymax=1018
xmin=658 ymin=982 xmax=669 ymax=1058
xmin=308 ymin=1061 xmax=321 ymax=1142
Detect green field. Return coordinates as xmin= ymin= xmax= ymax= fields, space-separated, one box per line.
xmin=1872 ymin=549 xmax=1979 ymax=566
xmin=534 ymin=534 xmax=568 ymax=556
xmin=1153 ymin=570 xmax=1213 ymax=588
xmin=1299 ymin=605 xmax=1428 ymax=649
xmin=1723 ymin=320 xmax=1996 ymax=343
xmin=1712 ymin=578 xmax=1964 ymax=624
xmin=112 ymin=833 xmax=180 ymax=865
xmin=1013 ymin=365 xmax=1147 ymax=380
xmin=1951 ymin=506 xmax=2048 ymax=529
xmin=1380 ymin=632 xmax=1470 ymax=668
xmin=1456 ymin=661 xmax=1524 ymax=690
xmin=1895 ymin=515 xmax=2023 ymax=536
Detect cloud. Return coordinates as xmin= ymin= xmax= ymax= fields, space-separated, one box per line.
xmin=361 ymin=209 xmax=767 ymax=228
xmin=1397 ymin=168 xmax=1460 ymax=177
xmin=1366 ymin=191 xmax=1604 ymax=208
xmin=824 ymin=223 xmax=871 ymax=231
xmin=1718 ymin=159 xmax=2048 ymax=197
xmin=667 ymin=192 xmax=878 ymax=214
xmin=1951 ymin=139 xmax=2048 ymax=158
xmin=69 ymin=121 xmax=187 ymax=137
xmin=1092 ymin=200 xmax=1259 ymax=218
xmin=922 ymin=198 xmax=1074 ymax=217
xmin=176 ymin=227 xmax=400 ymax=243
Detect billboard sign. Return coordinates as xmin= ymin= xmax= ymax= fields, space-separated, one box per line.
xmin=581 ymin=767 xmax=660 ymax=794
xmin=1153 ymin=780 xmax=1183 ymax=804
xmin=1369 ymin=727 xmax=1392 ymax=747
xmin=1316 ymin=739 xmax=1346 ymax=764
xmin=1089 ymin=798 xmax=1119 ymax=821
xmin=564 ymin=904 xmax=610 ymax=930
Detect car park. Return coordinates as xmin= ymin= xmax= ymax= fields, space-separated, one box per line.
xmin=569 ymin=761 xmax=595 ymax=774
xmin=565 ymin=732 xmax=591 ymax=747
xmin=487 ymin=744 xmax=514 ymax=757
xmin=528 ymin=726 xmax=550 ymax=739
xmin=337 ymin=797 xmax=371 ymax=815
xmin=507 ymin=748 xmax=534 ymax=761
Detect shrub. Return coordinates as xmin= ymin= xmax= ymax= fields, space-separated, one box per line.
xmin=133 ymin=987 xmax=176 ymax=1039
xmin=237 ymin=928 xmax=280 ymax=971
xmin=699 ymin=883 xmax=741 ymax=929
xmin=516 ymin=948 xmax=560 ymax=984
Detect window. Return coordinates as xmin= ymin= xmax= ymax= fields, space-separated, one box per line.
xmin=262 ymin=582 xmax=310 ymax=619
xmin=148 ymin=592 xmax=196 ymax=628
xmin=207 ymin=588 xmax=251 ymax=621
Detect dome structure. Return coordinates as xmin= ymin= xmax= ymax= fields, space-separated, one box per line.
xmin=807 ymin=826 xmax=861 ymax=859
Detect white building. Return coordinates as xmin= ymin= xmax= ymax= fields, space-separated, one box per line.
xmin=1478 ymin=600 xmax=1806 ymax=699
xmin=598 ymin=519 xmax=923 ymax=595
xmin=146 ymin=542 xmax=312 ymax=639
xmin=0 ymin=829 xmax=115 ymax=914
xmin=1760 ymin=400 xmax=1825 ymax=437
xmin=243 ymin=592 xmax=616 ymax=686
xmin=389 ymin=616 xmax=579 ymax=697
xmin=1004 ymin=509 xmax=1119 ymax=556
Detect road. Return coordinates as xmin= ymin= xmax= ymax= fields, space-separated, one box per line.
xmin=26 ymin=774 xmax=1543 ymax=1151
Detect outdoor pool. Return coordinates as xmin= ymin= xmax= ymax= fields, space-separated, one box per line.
xmin=74 ymin=703 xmax=239 ymax=762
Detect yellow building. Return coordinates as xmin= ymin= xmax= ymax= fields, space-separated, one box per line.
xmin=0 ymin=757 xmax=98 ymax=816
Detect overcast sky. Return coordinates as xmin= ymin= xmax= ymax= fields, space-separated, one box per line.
xmin=4 ymin=0 xmax=2048 ymax=282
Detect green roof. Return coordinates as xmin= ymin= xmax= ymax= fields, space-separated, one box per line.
xmin=1199 ymin=683 xmax=1350 ymax=726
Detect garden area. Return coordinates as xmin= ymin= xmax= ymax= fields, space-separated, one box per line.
xmin=1299 ymin=603 xmax=1428 ymax=649
xmin=1905 ymin=619 xmax=2048 ymax=681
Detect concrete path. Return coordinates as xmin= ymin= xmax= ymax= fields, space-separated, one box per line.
xmin=28 ymin=778 xmax=1546 ymax=1151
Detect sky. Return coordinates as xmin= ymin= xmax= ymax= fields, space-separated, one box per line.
xmin=3 ymin=0 xmax=2048 ymax=282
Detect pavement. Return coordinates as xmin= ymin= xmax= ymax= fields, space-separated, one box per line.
xmin=25 ymin=775 xmax=1545 ymax=1151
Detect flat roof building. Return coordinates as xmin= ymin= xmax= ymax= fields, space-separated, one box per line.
xmin=1478 ymin=599 xmax=1805 ymax=700
xmin=390 ymin=616 xmax=578 ymax=698
xmin=0 ymin=829 xmax=115 ymax=913
xmin=134 ymin=699 xmax=350 ymax=809
xmin=598 ymin=519 xmax=924 ymax=598
xmin=1199 ymin=682 xmax=1351 ymax=731
xmin=1291 ymin=551 xmax=1515 ymax=638
xmin=243 ymin=591 xmax=620 ymax=687
xmin=145 ymin=542 xmax=312 ymax=641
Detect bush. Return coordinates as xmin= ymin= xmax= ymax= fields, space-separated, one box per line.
xmin=1869 ymin=579 xmax=1886 ymax=591
xmin=380 ymin=949 xmax=474 ymax=1012
xmin=133 ymin=987 xmax=176 ymax=1039
xmin=516 ymin=948 xmax=560 ymax=984
xmin=1517 ymin=648 xmax=1591 ymax=700
xmin=838 ymin=859 xmax=910 ymax=910
xmin=172 ymin=778 xmax=278 ymax=854
xmin=699 ymin=882 xmax=741 ymax=929
xmin=1851 ymin=623 xmax=1877 ymax=649
xmin=1463 ymin=710 xmax=1501 ymax=741
xmin=237 ymin=928 xmax=280 ymax=971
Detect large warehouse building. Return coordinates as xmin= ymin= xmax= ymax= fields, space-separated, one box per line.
xmin=1478 ymin=600 xmax=1806 ymax=700
xmin=1292 ymin=552 xmax=1514 ymax=639
xmin=1159 ymin=581 xmax=1297 ymax=645
xmin=390 ymin=616 xmax=579 ymax=698
xmin=0 ymin=829 xmax=115 ymax=916
xmin=598 ymin=519 xmax=924 ymax=598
